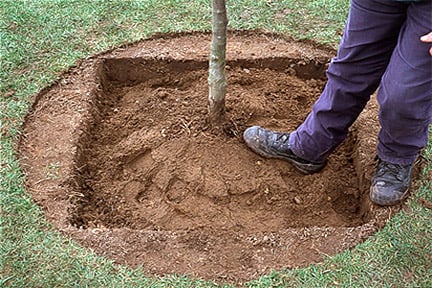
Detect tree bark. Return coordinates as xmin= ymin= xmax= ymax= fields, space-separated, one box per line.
xmin=208 ymin=0 xmax=228 ymax=126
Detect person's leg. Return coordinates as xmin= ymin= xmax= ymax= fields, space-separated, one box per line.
xmin=289 ymin=0 xmax=409 ymax=163
xmin=376 ymin=1 xmax=432 ymax=165
xmin=370 ymin=1 xmax=432 ymax=205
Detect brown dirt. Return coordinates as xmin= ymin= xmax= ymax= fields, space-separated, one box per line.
xmin=20 ymin=31 xmax=402 ymax=284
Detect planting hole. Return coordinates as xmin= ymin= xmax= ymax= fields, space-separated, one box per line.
xmin=21 ymin=32 xmax=397 ymax=283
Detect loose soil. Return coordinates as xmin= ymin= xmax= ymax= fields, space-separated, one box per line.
xmin=20 ymin=31 xmax=403 ymax=284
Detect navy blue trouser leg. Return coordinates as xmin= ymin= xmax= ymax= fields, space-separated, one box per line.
xmin=377 ymin=1 xmax=432 ymax=165
xmin=288 ymin=0 xmax=432 ymax=164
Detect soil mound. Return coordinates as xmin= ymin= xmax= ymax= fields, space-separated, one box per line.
xmin=20 ymin=31 xmax=397 ymax=283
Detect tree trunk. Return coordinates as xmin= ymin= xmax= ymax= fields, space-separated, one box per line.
xmin=208 ymin=0 xmax=228 ymax=126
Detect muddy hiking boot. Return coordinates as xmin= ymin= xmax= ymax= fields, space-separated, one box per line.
xmin=243 ymin=126 xmax=326 ymax=174
xmin=370 ymin=158 xmax=415 ymax=206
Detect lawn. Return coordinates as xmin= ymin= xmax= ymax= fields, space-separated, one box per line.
xmin=1 ymin=0 xmax=431 ymax=287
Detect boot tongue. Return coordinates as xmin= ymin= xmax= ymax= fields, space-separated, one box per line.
xmin=382 ymin=162 xmax=410 ymax=182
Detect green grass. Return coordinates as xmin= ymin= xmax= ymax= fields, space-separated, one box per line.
xmin=1 ymin=0 xmax=431 ymax=287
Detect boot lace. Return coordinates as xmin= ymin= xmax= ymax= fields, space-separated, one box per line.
xmin=377 ymin=160 xmax=409 ymax=182
xmin=275 ymin=133 xmax=290 ymax=144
